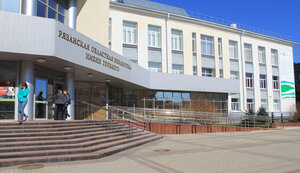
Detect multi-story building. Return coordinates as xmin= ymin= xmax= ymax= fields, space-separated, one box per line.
xmin=0 ymin=0 xmax=296 ymax=121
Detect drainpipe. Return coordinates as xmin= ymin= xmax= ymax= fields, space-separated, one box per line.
xmin=240 ymin=30 xmax=247 ymax=111
xmin=165 ymin=13 xmax=170 ymax=73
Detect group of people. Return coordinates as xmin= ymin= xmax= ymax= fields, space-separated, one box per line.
xmin=51 ymin=89 xmax=71 ymax=120
xmin=17 ymin=81 xmax=71 ymax=124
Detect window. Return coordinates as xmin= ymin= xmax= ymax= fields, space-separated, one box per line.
xmin=148 ymin=62 xmax=161 ymax=72
xmin=273 ymin=76 xmax=279 ymax=90
xmin=246 ymin=73 xmax=253 ymax=88
xmin=261 ymin=99 xmax=268 ymax=110
xmin=193 ymin=66 xmax=197 ymax=76
xmin=273 ymin=100 xmax=280 ymax=111
xmin=192 ymin=33 xmax=196 ymax=53
xmin=37 ymin=0 xmax=68 ymax=24
xmin=123 ymin=21 xmax=137 ymax=44
xmin=231 ymin=98 xmax=239 ymax=111
xmin=229 ymin=41 xmax=238 ymax=59
xmin=271 ymin=49 xmax=278 ymax=66
xmin=219 ymin=69 xmax=223 ymax=78
xmin=230 ymin=71 xmax=239 ymax=79
xmin=218 ymin=38 xmax=222 ymax=58
xmin=244 ymin=44 xmax=252 ymax=62
xmin=171 ymin=29 xmax=183 ymax=51
xmin=172 ymin=64 xmax=183 ymax=74
xmin=247 ymin=99 xmax=254 ymax=111
xmin=201 ymin=35 xmax=214 ymax=56
xmin=202 ymin=68 xmax=214 ymax=77
xmin=260 ymin=74 xmax=266 ymax=89
xmin=148 ymin=25 xmax=161 ymax=48
xmin=258 ymin=46 xmax=266 ymax=64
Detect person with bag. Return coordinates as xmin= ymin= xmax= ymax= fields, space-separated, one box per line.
xmin=18 ymin=82 xmax=29 ymax=124
xmin=63 ymin=89 xmax=71 ymax=119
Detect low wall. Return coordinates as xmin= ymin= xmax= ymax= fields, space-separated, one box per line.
xmin=272 ymin=123 xmax=300 ymax=128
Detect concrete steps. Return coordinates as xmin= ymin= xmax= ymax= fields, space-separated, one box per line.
xmin=0 ymin=120 xmax=162 ymax=167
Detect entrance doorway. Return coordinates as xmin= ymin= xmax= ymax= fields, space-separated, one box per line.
xmin=34 ymin=78 xmax=48 ymax=120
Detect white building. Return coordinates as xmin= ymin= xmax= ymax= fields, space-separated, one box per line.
xmin=0 ymin=0 xmax=296 ymax=122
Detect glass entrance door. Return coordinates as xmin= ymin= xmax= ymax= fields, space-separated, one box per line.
xmin=34 ymin=78 xmax=48 ymax=120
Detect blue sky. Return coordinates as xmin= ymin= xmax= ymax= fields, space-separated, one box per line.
xmin=151 ymin=0 xmax=300 ymax=62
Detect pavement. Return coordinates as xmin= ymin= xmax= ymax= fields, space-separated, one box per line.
xmin=1 ymin=127 xmax=300 ymax=173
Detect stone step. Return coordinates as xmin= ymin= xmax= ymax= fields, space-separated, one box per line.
xmin=0 ymin=120 xmax=105 ymax=126
xmin=0 ymin=128 xmax=141 ymax=148
xmin=0 ymin=123 xmax=122 ymax=133
xmin=0 ymin=126 xmax=132 ymax=142
xmin=0 ymin=135 xmax=162 ymax=167
xmin=0 ymin=124 xmax=127 ymax=138
xmin=0 ymin=133 xmax=154 ymax=159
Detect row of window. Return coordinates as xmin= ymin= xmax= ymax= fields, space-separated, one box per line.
xmin=231 ymin=98 xmax=280 ymax=111
xmin=245 ymin=73 xmax=279 ymax=90
xmin=120 ymin=21 xmax=279 ymax=65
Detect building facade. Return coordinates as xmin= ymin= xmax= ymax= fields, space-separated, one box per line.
xmin=0 ymin=0 xmax=296 ymax=121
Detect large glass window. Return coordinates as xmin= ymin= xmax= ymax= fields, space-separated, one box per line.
xmin=202 ymin=68 xmax=214 ymax=77
xmin=258 ymin=46 xmax=266 ymax=64
xmin=0 ymin=0 xmax=20 ymax=13
xmin=123 ymin=21 xmax=137 ymax=45
xmin=260 ymin=74 xmax=266 ymax=89
xmin=244 ymin=43 xmax=252 ymax=62
xmin=37 ymin=0 xmax=68 ymax=24
xmin=148 ymin=25 xmax=161 ymax=48
xmin=171 ymin=29 xmax=183 ymax=51
xmin=0 ymin=62 xmax=16 ymax=120
xmin=273 ymin=76 xmax=279 ymax=90
xmin=271 ymin=49 xmax=278 ymax=66
xmin=246 ymin=73 xmax=253 ymax=88
xmin=229 ymin=40 xmax=238 ymax=59
xmin=201 ymin=35 xmax=214 ymax=56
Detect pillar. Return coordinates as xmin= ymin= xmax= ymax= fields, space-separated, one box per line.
xmin=66 ymin=72 xmax=75 ymax=120
xmin=68 ymin=0 xmax=77 ymax=29
xmin=21 ymin=0 xmax=37 ymax=16
xmin=19 ymin=61 xmax=34 ymax=121
xmin=105 ymin=82 xmax=109 ymax=120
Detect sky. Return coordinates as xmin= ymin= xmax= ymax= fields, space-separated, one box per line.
xmin=150 ymin=0 xmax=300 ymax=62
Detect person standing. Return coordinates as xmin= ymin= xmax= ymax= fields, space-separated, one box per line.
xmin=63 ymin=89 xmax=71 ymax=120
xmin=36 ymin=90 xmax=45 ymax=118
xmin=52 ymin=90 xmax=66 ymax=120
xmin=18 ymin=82 xmax=29 ymax=124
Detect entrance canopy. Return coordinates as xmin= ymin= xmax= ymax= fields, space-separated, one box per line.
xmin=0 ymin=11 xmax=239 ymax=94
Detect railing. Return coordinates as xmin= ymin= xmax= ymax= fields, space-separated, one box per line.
xmin=187 ymin=10 xmax=293 ymax=41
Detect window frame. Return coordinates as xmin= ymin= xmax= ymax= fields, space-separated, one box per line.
xmin=148 ymin=25 xmax=161 ymax=48
xmin=273 ymin=76 xmax=279 ymax=90
xmin=202 ymin=68 xmax=214 ymax=77
xmin=123 ymin=21 xmax=137 ymax=45
xmin=37 ymin=0 xmax=68 ymax=24
xmin=171 ymin=29 xmax=183 ymax=51
xmin=260 ymin=74 xmax=266 ymax=89
xmin=244 ymin=43 xmax=253 ymax=62
xmin=271 ymin=49 xmax=278 ymax=66
xmin=246 ymin=73 xmax=253 ymax=88
xmin=229 ymin=40 xmax=238 ymax=60
xmin=201 ymin=35 xmax=214 ymax=56
xmin=258 ymin=46 xmax=266 ymax=64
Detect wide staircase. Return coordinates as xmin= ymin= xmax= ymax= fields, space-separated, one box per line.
xmin=0 ymin=120 xmax=162 ymax=167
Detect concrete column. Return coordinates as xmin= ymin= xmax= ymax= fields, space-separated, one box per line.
xmin=21 ymin=0 xmax=37 ymax=16
xmin=66 ymin=72 xmax=75 ymax=120
xmin=68 ymin=0 xmax=77 ymax=29
xmin=19 ymin=61 xmax=34 ymax=121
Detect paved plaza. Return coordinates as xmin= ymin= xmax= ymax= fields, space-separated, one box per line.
xmin=1 ymin=127 xmax=300 ymax=173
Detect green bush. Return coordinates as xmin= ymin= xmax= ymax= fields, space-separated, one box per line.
xmin=257 ymin=106 xmax=268 ymax=116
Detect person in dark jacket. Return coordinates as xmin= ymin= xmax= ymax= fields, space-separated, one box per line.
xmin=52 ymin=90 xmax=66 ymax=120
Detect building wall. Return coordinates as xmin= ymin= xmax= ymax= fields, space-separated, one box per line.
xmin=109 ymin=3 xmax=296 ymax=115
xmin=77 ymin=0 xmax=109 ymax=47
